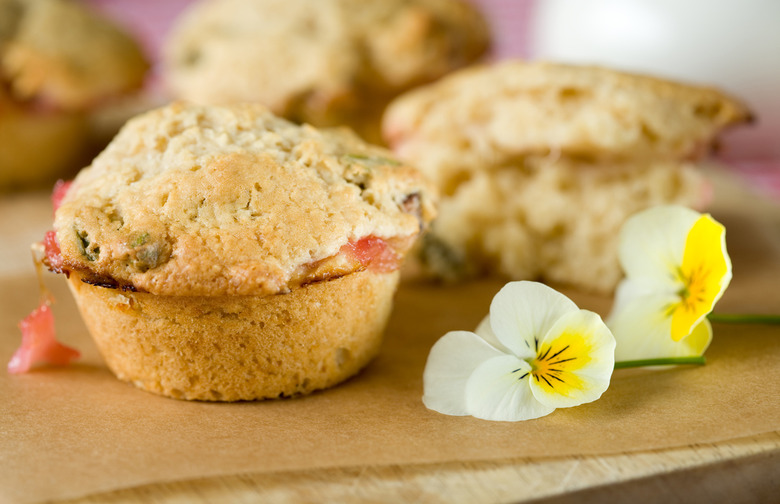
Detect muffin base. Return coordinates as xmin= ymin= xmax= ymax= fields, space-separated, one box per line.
xmin=67 ymin=270 xmax=399 ymax=401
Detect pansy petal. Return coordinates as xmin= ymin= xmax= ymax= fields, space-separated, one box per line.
xmin=609 ymin=276 xmax=660 ymax=319
xmin=671 ymin=214 xmax=732 ymax=341
xmin=683 ymin=318 xmax=714 ymax=357
xmin=608 ymin=288 xmax=708 ymax=361
xmin=465 ymin=355 xmax=555 ymax=421
xmin=530 ymin=310 xmax=615 ymax=409
xmin=422 ymin=331 xmax=507 ymax=416
xmin=490 ymin=281 xmax=579 ymax=358
xmin=475 ymin=315 xmax=520 ymax=356
xmin=618 ymin=205 xmax=700 ymax=285
xmin=608 ymin=277 xmax=678 ymax=349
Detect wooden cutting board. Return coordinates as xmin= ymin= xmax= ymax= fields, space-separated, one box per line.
xmin=1 ymin=167 xmax=778 ymax=504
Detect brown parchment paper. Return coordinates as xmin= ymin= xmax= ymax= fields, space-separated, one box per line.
xmin=1 ymin=174 xmax=779 ymax=504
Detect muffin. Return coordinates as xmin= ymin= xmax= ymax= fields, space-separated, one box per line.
xmin=162 ymin=0 xmax=490 ymax=143
xmin=383 ymin=61 xmax=751 ymax=292
xmin=0 ymin=0 xmax=148 ymax=190
xmin=47 ymin=102 xmax=436 ymax=401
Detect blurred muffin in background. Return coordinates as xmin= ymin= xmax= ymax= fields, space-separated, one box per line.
xmin=162 ymin=0 xmax=490 ymax=144
xmin=0 ymin=0 xmax=148 ymax=191
xmin=383 ymin=61 xmax=751 ymax=293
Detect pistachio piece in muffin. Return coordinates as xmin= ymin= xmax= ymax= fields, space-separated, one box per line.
xmin=48 ymin=102 xmax=436 ymax=401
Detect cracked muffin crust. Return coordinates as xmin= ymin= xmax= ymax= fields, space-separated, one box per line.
xmin=384 ymin=61 xmax=751 ymax=193
xmin=383 ymin=61 xmax=751 ymax=292
xmin=162 ymin=0 xmax=490 ymax=143
xmin=54 ymin=101 xmax=435 ymax=296
xmin=50 ymin=102 xmax=435 ymax=401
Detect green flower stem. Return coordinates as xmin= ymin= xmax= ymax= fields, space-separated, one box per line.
xmin=708 ymin=313 xmax=780 ymax=324
xmin=614 ymin=356 xmax=706 ymax=369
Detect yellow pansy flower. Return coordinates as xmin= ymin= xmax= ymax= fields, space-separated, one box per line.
xmin=607 ymin=205 xmax=732 ymax=361
xmin=423 ymin=281 xmax=615 ymax=422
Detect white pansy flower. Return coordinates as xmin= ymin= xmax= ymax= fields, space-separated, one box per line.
xmin=423 ymin=281 xmax=616 ymax=422
xmin=607 ymin=205 xmax=732 ymax=362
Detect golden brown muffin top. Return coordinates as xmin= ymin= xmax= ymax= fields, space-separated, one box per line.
xmin=0 ymin=0 xmax=148 ymax=110
xmin=53 ymin=102 xmax=436 ymax=296
xmin=383 ymin=61 xmax=752 ymax=193
xmin=163 ymin=0 xmax=490 ymax=130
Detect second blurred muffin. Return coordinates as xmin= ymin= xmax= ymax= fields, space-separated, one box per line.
xmin=162 ymin=0 xmax=490 ymax=143
xmin=0 ymin=0 xmax=148 ymax=190
xmin=383 ymin=61 xmax=751 ymax=293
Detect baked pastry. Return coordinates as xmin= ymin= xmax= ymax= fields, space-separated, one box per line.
xmin=383 ymin=61 xmax=751 ymax=292
xmin=0 ymin=86 xmax=88 ymax=190
xmin=0 ymin=0 xmax=148 ymax=190
xmin=162 ymin=0 xmax=490 ymax=143
xmin=48 ymin=102 xmax=435 ymax=401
